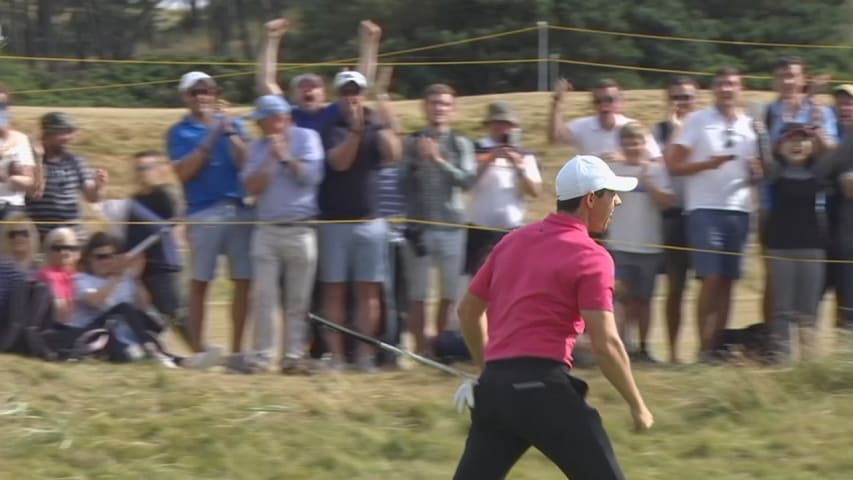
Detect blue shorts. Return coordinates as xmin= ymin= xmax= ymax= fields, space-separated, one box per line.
xmin=185 ymin=200 xmax=255 ymax=282
xmin=687 ymin=209 xmax=750 ymax=279
xmin=318 ymin=219 xmax=388 ymax=283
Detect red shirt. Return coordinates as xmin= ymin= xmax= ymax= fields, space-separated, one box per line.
xmin=36 ymin=267 xmax=75 ymax=303
xmin=468 ymin=213 xmax=615 ymax=367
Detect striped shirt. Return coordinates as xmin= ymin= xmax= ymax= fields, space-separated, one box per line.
xmin=376 ymin=165 xmax=406 ymax=241
xmin=25 ymin=153 xmax=92 ymax=240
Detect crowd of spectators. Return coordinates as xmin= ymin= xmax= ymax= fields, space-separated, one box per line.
xmin=1 ymin=18 xmax=852 ymax=372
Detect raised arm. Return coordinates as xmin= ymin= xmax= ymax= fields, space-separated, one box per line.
xmin=357 ymin=20 xmax=382 ymax=88
xmin=547 ymin=78 xmax=576 ymax=145
xmin=257 ymin=18 xmax=288 ymax=96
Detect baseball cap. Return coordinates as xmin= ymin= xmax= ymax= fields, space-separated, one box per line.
xmin=246 ymin=95 xmax=292 ymax=121
xmin=833 ymin=84 xmax=853 ymax=97
xmin=333 ymin=70 xmax=368 ymax=90
xmin=40 ymin=112 xmax=76 ymax=133
xmin=178 ymin=71 xmax=215 ymax=92
xmin=483 ymin=101 xmax=519 ymax=125
xmin=776 ymin=122 xmax=814 ymax=142
xmin=555 ymin=155 xmax=638 ymax=201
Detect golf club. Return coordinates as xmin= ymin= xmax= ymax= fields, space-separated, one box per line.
xmin=307 ymin=312 xmax=477 ymax=380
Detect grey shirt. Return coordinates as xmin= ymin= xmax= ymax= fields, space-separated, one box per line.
xmin=399 ymin=130 xmax=476 ymax=227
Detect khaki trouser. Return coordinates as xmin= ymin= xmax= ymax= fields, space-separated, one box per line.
xmin=250 ymin=225 xmax=317 ymax=362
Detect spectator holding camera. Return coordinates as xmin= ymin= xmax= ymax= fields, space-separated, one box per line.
xmin=399 ymin=84 xmax=476 ymax=356
xmin=665 ymin=67 xmax=761 ymax=362
xmin=166 ymin=71 xmax=252 ymax=357
xmin=465 ymin=102 xmax=542 ymax=276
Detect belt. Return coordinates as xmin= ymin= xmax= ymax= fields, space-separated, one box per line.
xmin=662 ymin=207 xmax=684 ymax=219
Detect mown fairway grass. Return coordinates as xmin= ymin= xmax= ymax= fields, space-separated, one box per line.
xmin=2 ymin=91 xmax=853 ymax=479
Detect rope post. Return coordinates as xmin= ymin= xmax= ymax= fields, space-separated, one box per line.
xmin=549 ymin=52 xmax=560 ymax=88
xmin=537 ymin=21 xmax=549 ymax=91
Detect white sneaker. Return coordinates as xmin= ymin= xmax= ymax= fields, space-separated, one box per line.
xmin=182 ymin=346 xmax=225 ymax=370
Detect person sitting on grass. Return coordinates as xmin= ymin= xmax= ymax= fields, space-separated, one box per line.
xmin=71 ymin=232 xmax=221 ymax=369
xmin=0 ymin=211 xmax=40 ymax=275
xmin=36 ymin=227 xmax=80 ymax=325
xmin=607 ymin=122 xmax=675 ymax=363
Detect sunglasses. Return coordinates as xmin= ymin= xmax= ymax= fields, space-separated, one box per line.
xmin=593 ymin=95 xmax=618 ymax=105
xmin=338 ymin=85 xmax=364 ymax=96
xmin=189 ymin=88 xmax=216 ymax=97
xmin=7 ymin=229 xmax=29 ymax=239
xmin=51 ymin=244 xmax=80 ymax=252
xmin=670 ymin=94 xmax=695 ymax=102
xmin=93 ymin=252 xmax=116 ymax=260
xmin=135 ymin=163 xmax=161 ymax=172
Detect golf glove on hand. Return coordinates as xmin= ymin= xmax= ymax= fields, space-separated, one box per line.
xmin=453 ymin=379 xmax=476 ymax=414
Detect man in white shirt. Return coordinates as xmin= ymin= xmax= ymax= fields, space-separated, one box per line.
xmin=0 ymin=84 xmax=35 ymax=217
xmin=466 ymin=101 xmax=542 ymax=274
xmin=548 ymin=78 xmax=663 ymax=161
xmin=665 ymin=67 xmax=761 ymax=363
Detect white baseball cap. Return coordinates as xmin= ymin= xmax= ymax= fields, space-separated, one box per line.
xmin=178 ymin=71 xmax=215 ymax=92
xmin=333 ymin=70 xmax=368 ymax=90
xmin=555 ymin=155 xmax=638 ymax=201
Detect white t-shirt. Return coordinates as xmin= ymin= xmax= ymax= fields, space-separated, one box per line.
xmin=0 ymin=130 xmax=35 ymax=206
xmin=674 ymin=107 xmax=757 ymax=213
xmin=466 ymin=138 xmax=542 ymax=228
xmin=607 ymin=162 xmax=672 ymax=254
xmin=566 ymin=114 xmax=663 ymax=159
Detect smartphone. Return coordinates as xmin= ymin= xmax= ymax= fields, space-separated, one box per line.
xmin=507 ymin=128 xmax=522 ymax=147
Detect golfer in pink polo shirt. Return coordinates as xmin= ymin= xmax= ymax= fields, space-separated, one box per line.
xmin=452 ymin=155 xmax=654 ymax=480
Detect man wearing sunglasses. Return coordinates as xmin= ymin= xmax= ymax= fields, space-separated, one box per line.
xmin=548 ymin=78 xmax=663 ymax=161
xmin=166 ymin=71 xmax=253 ymax=359
xmin=316 ymin=70 xmax=401 ymax=371
xmin=665 ymin=67 xmax=761 ymax=363
xmin=652 ymin=75 xmax=698 ymax=364
xmin=0 ymin=83 xmax=36 ymax=219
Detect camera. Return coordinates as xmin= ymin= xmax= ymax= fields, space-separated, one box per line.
xmin=403 ymin=224 xmax=428 ymax=258
xmin=499 ymin=128 xmax=522 ymax=147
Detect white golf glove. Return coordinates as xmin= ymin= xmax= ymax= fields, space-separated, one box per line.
xmin=453 ymin=378 xmax=477 ymax=414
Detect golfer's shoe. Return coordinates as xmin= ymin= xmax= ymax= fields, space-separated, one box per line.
xmin=453 ymin=379 xmax=476 ymax=414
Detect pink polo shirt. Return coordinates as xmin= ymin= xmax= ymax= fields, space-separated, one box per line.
xmin=36 ymin=267 xmax=75 ymax=303
xmin=468 ymin=212 xmax=615 ymax=367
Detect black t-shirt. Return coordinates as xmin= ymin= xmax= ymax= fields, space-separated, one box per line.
xmin=128 ymin=187 xmax=181 ymax=274
xmin=765 ymin=174 xmax=827 ymax=250
xmin=318 ymin=107 xmax=385 ymax=220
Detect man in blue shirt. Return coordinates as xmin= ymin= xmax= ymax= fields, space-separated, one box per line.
xmin=241 ymin=95 xmax=325 ymax=374
xmin=166 ymin=71 xmax=253 ymax=356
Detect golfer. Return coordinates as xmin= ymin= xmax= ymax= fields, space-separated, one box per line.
xmin=452 ymin=155 xmax=654 ymax=480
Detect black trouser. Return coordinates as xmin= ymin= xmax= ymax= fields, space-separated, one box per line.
xmin=453 ymin=357 xmax=625 ymax=480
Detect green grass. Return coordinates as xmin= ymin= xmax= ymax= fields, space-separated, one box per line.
xmin=3 ymin=91 xmax=853 ymax=479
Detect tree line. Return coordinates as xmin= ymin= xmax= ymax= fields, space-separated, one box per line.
xmin=0 ymin=0 xmax=851 ymax=107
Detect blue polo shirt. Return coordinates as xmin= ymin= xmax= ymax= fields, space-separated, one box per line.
xmin=166 ymin=115 xmax=250 ymax=215
xmin=292 ymin=103 xmax=340 ymax=133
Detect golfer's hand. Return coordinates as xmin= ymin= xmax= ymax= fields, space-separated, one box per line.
xmin=453 ymin=379 xmax=477 ymax=414
xmin=631 ymin=405 xmax=654 ymax=432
